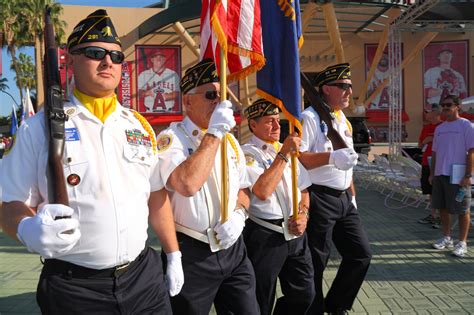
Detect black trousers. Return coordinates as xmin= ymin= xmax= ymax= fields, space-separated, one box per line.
xmin=243 ymin=220 xmax=315 ymax=315
xmin=168 ymin=233 xmax=259 ymax=315
xmin=37 ymin=247 xmax=171 ymax=314
xmin=307 ymin=185 xmax=372 ymax=314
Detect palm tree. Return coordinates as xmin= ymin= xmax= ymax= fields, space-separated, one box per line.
xmin=0 ymin=78 xmax=20 ymax=108
xmin=11 ymin=53 xmax=36 ymax=93
xmin=0 ymin=0 xmax=26 ymax=101
xmin=24 ymin=0 xmax=66 ymax=109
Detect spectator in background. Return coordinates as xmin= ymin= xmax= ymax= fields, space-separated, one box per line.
xmin=430 ymin=95 xmax=473 ymax=258
xmin=417 ymin=105 xmax=442 ymax=228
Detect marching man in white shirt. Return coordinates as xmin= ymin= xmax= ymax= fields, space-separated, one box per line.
xmin=0 ymin=9 xmax=182 ymax=313
xmin=300 ymin=63 xmax=372 ymax=315
xmin=242 ymin=99 xmax=315 ymax=315
xmin=155 ymin=59 xmax=259 ymax=315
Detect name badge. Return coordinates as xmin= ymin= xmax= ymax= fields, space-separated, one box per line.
xmin=65 ymin=128 xmax=80 ymax=141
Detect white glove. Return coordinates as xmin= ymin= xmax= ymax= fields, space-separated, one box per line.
xmin=329 ymin=148 xmax=358 ymax=170
xmin=17 ymin=204 xmax=81 ymax=258
xmin=166 ymin=251 xmax=184 ymax=297
xmin=214 ymin=208 xmax=246 ymax=249
xmin=352 ymin=196 xmax=357 ymax=209
xmin=207 ymin=100 xmax=236 ymax=139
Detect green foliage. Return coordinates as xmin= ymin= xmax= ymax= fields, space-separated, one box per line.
xmin=10 ymin=53 xmax=36 ymax=91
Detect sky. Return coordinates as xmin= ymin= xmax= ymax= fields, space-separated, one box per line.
xmin=0 ymin=0 xmax=161 ymax=117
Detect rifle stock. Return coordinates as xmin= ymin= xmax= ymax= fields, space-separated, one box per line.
xmin=300 ymin=72 xmax=347 ymax=150
xmin=44 ymin=7 xmax=69 ymax=205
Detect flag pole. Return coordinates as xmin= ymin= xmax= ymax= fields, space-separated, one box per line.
xmin=220 ymin=50 xmax=229 ymax=223
xmin=289 ymin=122 xmax=299 ymax=218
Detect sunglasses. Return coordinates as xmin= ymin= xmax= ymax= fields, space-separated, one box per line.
xmin=326 ymin=83 xmax=352 ymax=91
xmin=70 ymin=46 xmax=125 ymax=64
xmin=187 ymin=90 xmax=220 ymax=100
xmin=441 ymin=102 xmax=455 ymax=108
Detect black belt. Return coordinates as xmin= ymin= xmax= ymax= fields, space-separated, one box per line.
xmin=44 ymin=248 xmax=147 ymax=279
xmin=260 ymin=217 xmax=284 ymax=226
xmin=311 ymin=184 xmax=348 ymax=198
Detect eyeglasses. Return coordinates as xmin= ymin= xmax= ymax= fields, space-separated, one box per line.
xmin=187 ymin=90 xmax=219 ymax=100
xmin=326 ymin=83 xmax=352 ymax=91
xmin=441 ymin=102 xmax=455 ymax=108
xmin=70 ymin=46 xmax=125 ymax=64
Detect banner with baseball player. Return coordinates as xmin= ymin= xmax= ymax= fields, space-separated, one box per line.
xmin=422 ymin=40 xmax=470 ymax=119
xmin=136 ymin=45 xmax=181 ymax=114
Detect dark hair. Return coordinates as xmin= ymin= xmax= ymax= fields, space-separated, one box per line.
xmin=442 ymin=94 xmax=460 ymax=105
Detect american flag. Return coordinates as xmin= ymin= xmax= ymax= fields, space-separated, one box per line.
xmin=200 ymin=0 xmax=265 ymax=81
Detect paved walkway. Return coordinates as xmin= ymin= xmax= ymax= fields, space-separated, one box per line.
xmin=0 ymin=185 xmax=473 ymax=314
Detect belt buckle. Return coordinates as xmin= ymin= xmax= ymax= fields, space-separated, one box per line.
xmin=114 ymin=262 xmax=131 ymax=277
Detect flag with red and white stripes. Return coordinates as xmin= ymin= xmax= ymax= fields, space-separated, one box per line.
xmin=200 ymin=0 xmax=265 ymax=82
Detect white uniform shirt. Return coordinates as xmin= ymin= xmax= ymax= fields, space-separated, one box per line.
xmin=157 ymin=117 xmax=250 ymax=233
xmin=242 ymin=136 xmax=311 ymax=220
xmin=1 ymin=96 xmax=162 ymax=269
xmin=137 ymin=68 xmax=180 ymax=112
xmin=300 ymin=106 xmax=354 ymax=190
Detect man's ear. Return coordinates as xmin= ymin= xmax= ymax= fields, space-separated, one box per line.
xmin=321 ymin=85 xmax=330 ymax=96
xmin=182 ymin=94 xmax=191 ymax=110
xmin=249 ymin=119 xmax=257 ymax=131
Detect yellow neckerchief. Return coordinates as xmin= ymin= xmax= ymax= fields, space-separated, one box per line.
xmin=74 ymin=88 xmax=117 ymax=123
xmin=333 ymin=110 xmax=353 ymax=134
xmin=268 ymin=141 xmax=280 ymax=152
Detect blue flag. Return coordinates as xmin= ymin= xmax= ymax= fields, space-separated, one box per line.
xmin=10 ymin=106 xmax=18 ymax=135
xmin=257 ymin=0 xmax=303 ymax=132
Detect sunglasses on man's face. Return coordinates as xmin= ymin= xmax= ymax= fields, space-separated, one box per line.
xmin=441 ymin=102 xmax=455 ymax=108
xmin=70 ymin=46 xmax=125 ymax=64
xmin=188 ymin=90 xmax=220 ymax=100
xmin=326 ymin=83 xmax=352 ymax=91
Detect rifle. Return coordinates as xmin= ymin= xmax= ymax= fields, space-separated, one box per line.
xmin=44 ymin=7 xmax=69 ymax=206
xmin=300 ymin=72 xmax=347 ymax=150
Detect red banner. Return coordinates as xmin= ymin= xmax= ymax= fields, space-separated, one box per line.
xmin=118 ymin=61 xmax=133 ymax=109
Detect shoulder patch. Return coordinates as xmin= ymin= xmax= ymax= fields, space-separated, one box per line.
xmin=245 ymin=153 xmax=256 ymax=166
xmin=157 ymin=134 xmax=173 ymax=153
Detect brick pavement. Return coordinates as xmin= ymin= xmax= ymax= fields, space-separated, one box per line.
xmin=0 ymin=186 xmax=473 ymax=314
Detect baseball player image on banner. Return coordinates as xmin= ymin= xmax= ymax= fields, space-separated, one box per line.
xmin=136 ymin=45 xmax=181 ymax=114
xmin=423 ymin=41 xmax=468 ymax=109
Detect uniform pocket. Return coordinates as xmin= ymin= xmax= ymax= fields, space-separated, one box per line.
xmin=123 ymin=145 xmax=154 ymax=166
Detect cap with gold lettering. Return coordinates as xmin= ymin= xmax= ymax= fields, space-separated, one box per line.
xmin=67 ymin=9 xmax=121 ymax=50
xmin=180 ymin=59 xmax=219 ymax=95
xmin=245 ymin=98 xmax=280 ymax=120
xmin=313 ymin=63 xmax=351 ymax=88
